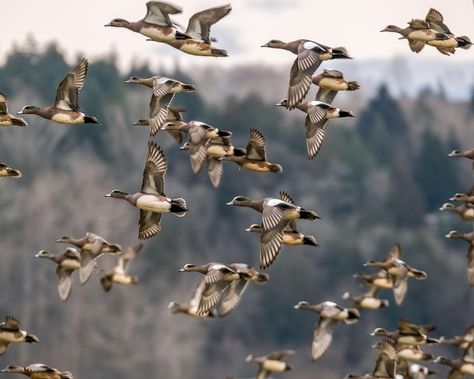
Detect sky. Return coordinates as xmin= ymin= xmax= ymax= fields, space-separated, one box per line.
xmin=2 ymin=0 xmax=474 ymax=71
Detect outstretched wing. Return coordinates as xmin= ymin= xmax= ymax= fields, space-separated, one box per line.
xmin=54 ymin=58 xmax=88 ymax=111
xmin=144 ymin=1 xmax=182 ymax=26
xmin=186 ymin=4 xmax=232 ymax=44
xmin=141 ymin=142 xmax=167 ymax=194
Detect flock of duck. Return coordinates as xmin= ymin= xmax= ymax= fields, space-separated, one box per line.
xmin=0 ymin=2 xmax=473 ymax=379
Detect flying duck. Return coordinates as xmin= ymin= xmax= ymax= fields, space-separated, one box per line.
xmin=445 ymin=230 xmax=474 ymax=286
xmin=440 ymin=202 xmax=474 ymax=221
xmin=126 ymin=75 xmax=196 ymax=133
xmin=1 ymin=364 xmax=73 ymax=379
xmin=18 ymin=58 xmax=98 ymax=125
xmin=106 ymin=142 xmax=188 ymax=240
xmin=381 ymin=24 xmax=449 ymax=53
xmin=342 ymin=285 xmax=390 ymax=310
xmin=0 ymin=316 xmax=39 ymax=355
xmin=275 ymin=98 xmax=354 ymax=159
xmin=0 ymin=92 xmax=27 ymax=127
xmin=105 ymin=1 xmax=190 ymax=42
xmin=133 ymin=106 xmax=186 ymax=142
xmin=312 ymin=69 xmax=360 ymax=104
xmin=294 ymin=300 xmax=359 ymax=361
xmin=56 ymin=232 xmax=122 ymax=285
xmin=246 ymin=350 xmax=294 ymax=379
xmin=100 ymin=243 xmax=143 ymax=292
xmin=223 ymin=129 xmax=283 ymax=173
xmin=168 ymin=279 xmax=217 ymax=318
xmin=227 ymin=191 xmax=319 ymax=269
xmin=262 ymin=39 xmax=351 ymax=108
xmin=35 ymin=248 xmax=81 ymax=302
xmin=363 ymin=244 xmax=428 ymax=305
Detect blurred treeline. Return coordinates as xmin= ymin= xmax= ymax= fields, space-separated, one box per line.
xmin=0 ymin=41 xmax=474 ymax=379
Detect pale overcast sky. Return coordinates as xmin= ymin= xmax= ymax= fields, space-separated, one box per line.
xmin=2 ymin=0 xmax=474 ymax=71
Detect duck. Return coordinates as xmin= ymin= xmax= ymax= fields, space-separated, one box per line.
xmin=0 ymin=316 xmax=39 ymax=355
xmin=354 ymin=270 xmax=394 ymax=289
xmin=345 ymin=338 xmax=397 ymax=379
xmin=342 ymin=285 xmax=390 ymax=310
xmin=381 ymin=24 xmax=449 ymax=53
xmin=411 ymin=8 xmax=472 ymax=55
xmin=370 ymin=319 xmax=438 ymax=346
xmin=245 ymin=223 xmax=318 ymax=247
xmin=363 ymin=244 xmax=428 ymax=305
xmin=312 ymin=69 xmax=360 ymax=104
xmin=56 ymin=232 xmax=122 ymax=285
xmin=180 ymin=141 xmax=225 ymax=188
xmin=262 ymin=39 xmax=351 ymax=108
xmin=223 ymin=129 xmax=283 ymax=173
xmin=105 ymin=1 xmax=190 ymax=42
xmin=0 ymin=93 xmax=27 ymax=127
xmin=434 ymin=356 xmax=474 ymax=378
xmin=18 ymin=58 xmax=98 ymax=125
xmin=396 ymin=345 xmax=432 ymax=362
xmin=126 ymin=75 xmax=196 ymax=133
xmin=168 ymin=279 xmax=217 ymax=318
xmin=133 ymin=106 xmax=186 ymax=143
xmin=227 ymin=191 xmax=320 ymax=269
xmin=1 ymin=364 xmax=72 ymax=379
xmin=450 ymin=191 xmax=474 ymax=205
xmin=106 ymin=142 xmax=187 ymax=240
xmin=35 ymin=248 xmax=81 ymax=302
xmin=179 ymin=262 xmax=269 ymax=316
xmin=158 ymin=4 xmax=232 ymax=57
xmin=440 ymin=202 xmax=474 ymax=221
xmin=439 ymin=324 xmax=474 ymax=353
xmin=100 ymin=243 xmax=143 ymax=292
xmin=445 ymin=230 xmax=474 ymax=286
xmin=166 ymin=120 xmax=231 ymax=174
xmin=246 ymin=350 xmax=294 ymax=379
xmin=0 ymin=163 xmax=21 ymax=178
xmin=275 ymin=98 xmax=354 ymax=159
xmin=294 ymin=300 xmax=359 ymax=361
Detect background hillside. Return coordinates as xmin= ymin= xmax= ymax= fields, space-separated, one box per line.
xmin=1 ymin=42 xmax=474 ymax=378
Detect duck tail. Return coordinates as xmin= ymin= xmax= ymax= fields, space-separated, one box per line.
xmin=170 ymin=198 xmax=188 ymax=217
xmin=347 ymin=81 xmax=360 ymax=91
xmin=299 ymin=208 xmax=320 ymax=220
xmin=7 ymin=168 xmax=21 ymax=178
xmin=303 ymin=235 xmax=318 ymax=246
xmin=175 ymin=30 xmax=192 ymax=40
xmin=25 ymin=334 xmax=39 ymax=343
xmin=60 ymin=371 xmax=74 ymax=379
xmin=182 ymin=84 xmax=197 ymax=92
xmin=84 ymin=115 xmax=100 ymax=124
xmin=269 ymin=164 xmax=283 ymax=173
xmin=331 ymin=46 xmax=352 ymax=59
xmin=456 ymin=36 xmax=472 ymax=49
xmin=380 ymin=299 xmax=390 ymax=308
xmin=211 ymin=48 xmax=228 ymax=57
xmin=346 ymin=308 xmax=360 ymax=323
xmin=254 ymin=272 xmax=270 ymax=283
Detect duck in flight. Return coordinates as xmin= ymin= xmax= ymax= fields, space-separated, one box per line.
xmin=18 ymin=58 xmax=99 ymax=125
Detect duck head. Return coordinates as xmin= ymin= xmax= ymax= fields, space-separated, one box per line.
xmin=226 ymin=196 xmax=250 ymax=206
xmin=105 ymin=189 xmax=129 ymax=199
xmin=261 ymin=39 xmax=286 ymax=48
xmin=105 ymin=18 xmax=130 ymax=28
xmin=18 ymin=105 xmax=40 ymax=115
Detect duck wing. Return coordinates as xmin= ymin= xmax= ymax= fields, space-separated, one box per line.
xmin=305 ymin=114 xmax=328 ymax=159
xmin=246 ymin=128 xmax=267 ymax=161
xmin=288 ymin=58 xmax=313 ymax=109
xmin=315 ymin=87 xmax=338 ymax=104
xmin=54 ymin=58 xmax=88 ymax=111
xmin=1 ymin=316 xmax=20 ymax=331
xmin=206 ymin=157 xmax=223 ymax=188
xmin=219 ymin=279 xmax=249 ymax=316
xmin=118 ymin=243 xmax=143 ymax=272
xmin=312 ymin=317 xmax=337 ymax=361
xmin=56 ymin=266 xmax=74 ymax=302
xmin=260 ymin=204 xmax=288 ymax=268
xmin=185 ymin=4 xmax=232 ymax=44
xmin=425 ymin=8 xmax=451 ymax=34
xmin=0 ymin=340 xmax=9 ymax=355
xmin=149 ymin=93 xmax=175 ymax=136
xmin=408 ymin=39 xmax=425 ymax=53
xmin=139 ymin=210 xmax=162 ymax=240
xmin=144 ymin=1 xmax=182 ymax=26
xmin=196 ymin=279 xmax=230 ymax=315
xmin=141 ymin=142 xmax=167 ymax=194
xmin=387 ymin=243 xmax=401 ymax=260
